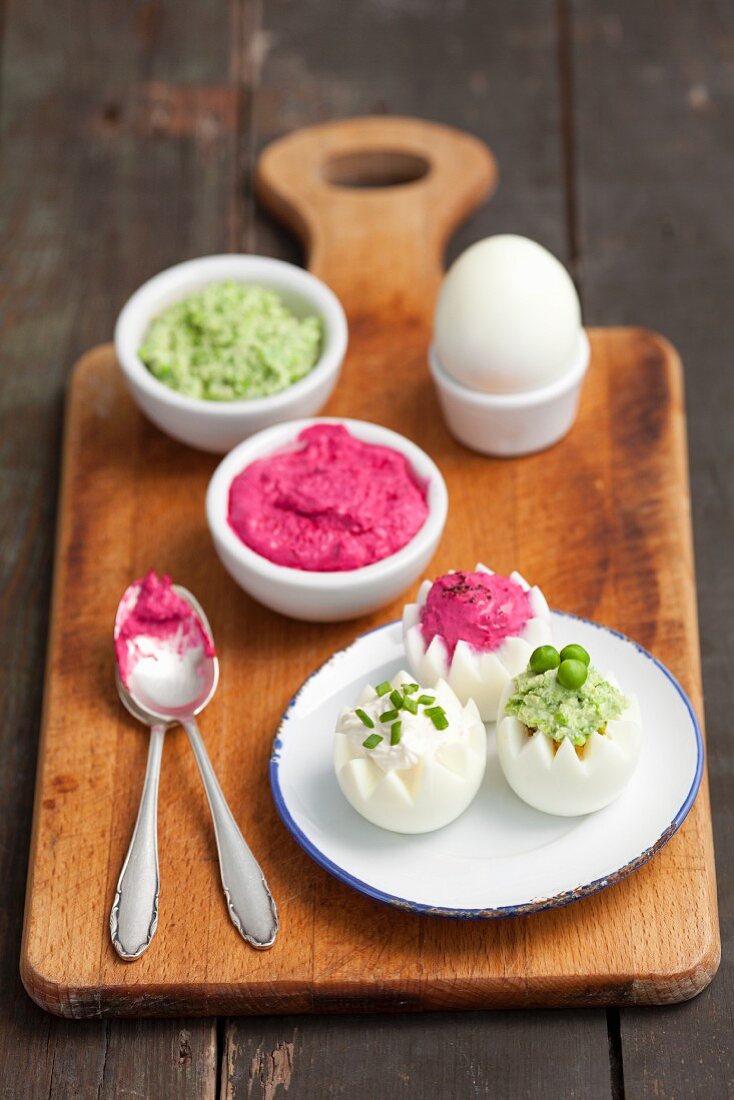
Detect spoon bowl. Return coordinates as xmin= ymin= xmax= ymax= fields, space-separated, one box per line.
xmin=115 ymin=584 xmax=219 ymax=722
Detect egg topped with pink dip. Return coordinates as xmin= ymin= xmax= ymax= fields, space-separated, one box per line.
xmin=402 ymin=563 xmax=552 ymax=721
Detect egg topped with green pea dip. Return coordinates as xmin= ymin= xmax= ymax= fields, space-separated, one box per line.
xmin=334 ymin=671 xmax=486 ymax=834
xmin=497 ymin=643 xmax=643 ymax=816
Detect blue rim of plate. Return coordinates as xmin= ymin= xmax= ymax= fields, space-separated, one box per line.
xmin=269 ymin=612 xmax=704 ymax=919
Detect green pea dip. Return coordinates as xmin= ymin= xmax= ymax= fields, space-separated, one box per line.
xmin=505 ymin=666 xmax=628 ymax=747
xmin=138 ymin=281 xmax=322 ymax=401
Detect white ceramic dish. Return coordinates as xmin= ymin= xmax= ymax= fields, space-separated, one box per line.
xmin=428 ymin=329 xmax=590 ymax=457
xmin=270 ymin=612 xmax=703 ymax=916
xmin=206 ymin=417 xmax=449 ymax=622
xmin=114 ymin=254 xmax=348 ymax=453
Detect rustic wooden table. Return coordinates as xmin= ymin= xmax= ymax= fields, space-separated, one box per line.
xmin=1 ymin=1 xmax=731 ymax=1096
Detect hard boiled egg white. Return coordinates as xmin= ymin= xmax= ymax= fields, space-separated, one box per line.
xmin=333 ymin=671 xmax=486 ymax=834
xmin=402 ymin=563 xmax=552 ymax=722
xmin=434 ymin=235 xmax=582 ymax=394
xmin=496 ymin=677 xmax=643 ymax=817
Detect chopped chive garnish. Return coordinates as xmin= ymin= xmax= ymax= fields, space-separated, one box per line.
xmin=389 ymin=689 xmax=404 ymax=710
xmin=402 ymin=696 xmax=419 ymax=715
xmin=362 ymin=732 xmax=383 ymax=750
xmin=375 ymin=680 xmax=392 ymax=696
xmin=425 ymin=706 xmax=449 ymax=731
xmin=417 ymin=695 xmax=436 ymax=706
xmin=380 ymin=708 xmax=399 ymax=723
xmin=402 ymin=683 xmax=419 ymax=694
xmin=390 ymin=721 xmax=402 ymax=746
xmin=355 ymin=708 xmax=374 ymax=729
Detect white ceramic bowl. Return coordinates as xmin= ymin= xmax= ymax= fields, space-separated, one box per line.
xmin=206 ymin=417 xmax=449 ymax=622
xmin=114 ymin=255 xmax=348 ymax=453
xmin=428 ymin=330 xmax=590 ymax=457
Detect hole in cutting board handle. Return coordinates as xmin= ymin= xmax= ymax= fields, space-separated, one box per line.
xmin=322 ymin=149 xmax=430 ymax=189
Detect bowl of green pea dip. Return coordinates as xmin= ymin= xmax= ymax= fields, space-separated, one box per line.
xmin=139 ymin=282 xmax=322 ymax=401
xmin=115 ymin=255 xmax=348 ymax=453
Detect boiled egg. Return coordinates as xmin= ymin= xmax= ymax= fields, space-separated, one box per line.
xmin=434 ymin=235 xmax=582 ymax=394
xmin=497 ymin=673 xmax=643 ymax=816
xmin=333 ymin=670 xmax=486 ymax=834
xmin=402 ymin=564 xmax=552 ymax=722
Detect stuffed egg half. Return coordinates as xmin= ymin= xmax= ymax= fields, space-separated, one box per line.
xmin=402 ymin=564 xmax=552 ymax=721
xmin=334 ymin=671 xmax=486 ymax=834
xmin=497 ymin=665 xmax=642 ymax=816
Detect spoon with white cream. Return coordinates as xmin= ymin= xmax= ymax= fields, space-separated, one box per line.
xmin=110 ymin=571 xmax=278 ymax=959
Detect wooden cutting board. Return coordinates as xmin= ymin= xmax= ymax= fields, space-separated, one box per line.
xmin=21 ymin=118 xmax=719 ymax=1017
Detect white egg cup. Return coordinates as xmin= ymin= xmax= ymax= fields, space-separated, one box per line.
xmin=333 ymin=671 xmax=487 ymax=834
xmin=496 ymin=677 xmax=643 ymax=817
xmin=428 ymin=329 xmax=590 ymax=457
xmin=402 ymin=563 xmax=552 ymax=722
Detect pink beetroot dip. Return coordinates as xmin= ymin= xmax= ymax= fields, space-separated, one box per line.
xmin=420 ymin=571 xmax=531 ymax=658
xmin=115 ymin=570 xmax=215 ymax=688
xmin=227 ymin=424 xmax=429 ymax=572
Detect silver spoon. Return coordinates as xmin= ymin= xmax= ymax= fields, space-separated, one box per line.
xmin=110 ymin=582 xmax=278 ymax=959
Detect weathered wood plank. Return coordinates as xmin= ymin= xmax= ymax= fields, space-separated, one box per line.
xmin=0 ymin=0 xmax=251 ymax=1094
xmin=98 ymin=1020 xmax=217 ymax=1100
xmin=224 ymin=1011 xmax=613 ymax=1100
xmin=570 ymin=2 xmax=733 ymax=1096
xmin=251 ymin=0 xmax=569 ymax=264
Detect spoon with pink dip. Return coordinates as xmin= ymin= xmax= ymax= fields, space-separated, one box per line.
xmin=110 ymin=570 xmax=278 ymax=959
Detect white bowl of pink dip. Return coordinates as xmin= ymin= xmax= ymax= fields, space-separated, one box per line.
xmin=206 ymin=418 xmax=448 ymax=622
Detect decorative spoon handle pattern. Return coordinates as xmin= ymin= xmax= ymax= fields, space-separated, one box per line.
xmin=110 ymin=724 xmax=165 ymax=960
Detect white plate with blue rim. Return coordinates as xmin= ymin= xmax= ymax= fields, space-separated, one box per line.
xmin=270 ymin=613 xmax=703 ymax=917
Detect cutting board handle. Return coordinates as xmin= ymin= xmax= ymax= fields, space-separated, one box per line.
xmin=256 ymin=116 xmax=497 ymax=317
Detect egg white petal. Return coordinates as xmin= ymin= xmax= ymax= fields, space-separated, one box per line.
xmin=495 ymin=636 xmax=532 ymax=676
xmin=333 ymin=727 xmax=354 ymax=772
xmin=424 ymin=634 xmax=451 ymax=680
xmin=337 ymin=756 xmax=384 ymax=803
xmin=394 ymin=669 xmax=419 ymax=691
xmin=519 ymin=617 xmax=552 ymax=651
xmin=463 ymin=696 xmax=483 ymax=728
xmin=417 ymin=579 xmax=432 ymax=607
xmin=446 ymin=640 xmax=486 ymax=699
xmin=402 ymin=603 xmax=420 ymax=632
xmin=529 ymin=585 xmax=550 ymax=619
xmin=516 ymin=720 xmax=555 ymax=768
xmin=435 ymin=741 xmax=472 ymax=778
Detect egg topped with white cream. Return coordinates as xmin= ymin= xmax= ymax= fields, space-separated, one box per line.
xmin=497 ymin=643 xmax=643 ymax=816
xmin=334 ymin=670 xmax=486 ymax=834
xmin=403 ymin=564 xmax=552 ymax=721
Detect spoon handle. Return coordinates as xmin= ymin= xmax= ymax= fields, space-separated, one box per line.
xmin=110 ymin=723 xmax=165 ymax=960
xmin=182 ymin=718 xmax=278 ymax=949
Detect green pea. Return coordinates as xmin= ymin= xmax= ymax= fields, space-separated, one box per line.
xmin=529 ymin=645 xmax=561 ymax=674
xmin=559 ymin=643 xmax=590 ymax=666
xmin=557 ymin=658 xmax=588 ymax=690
